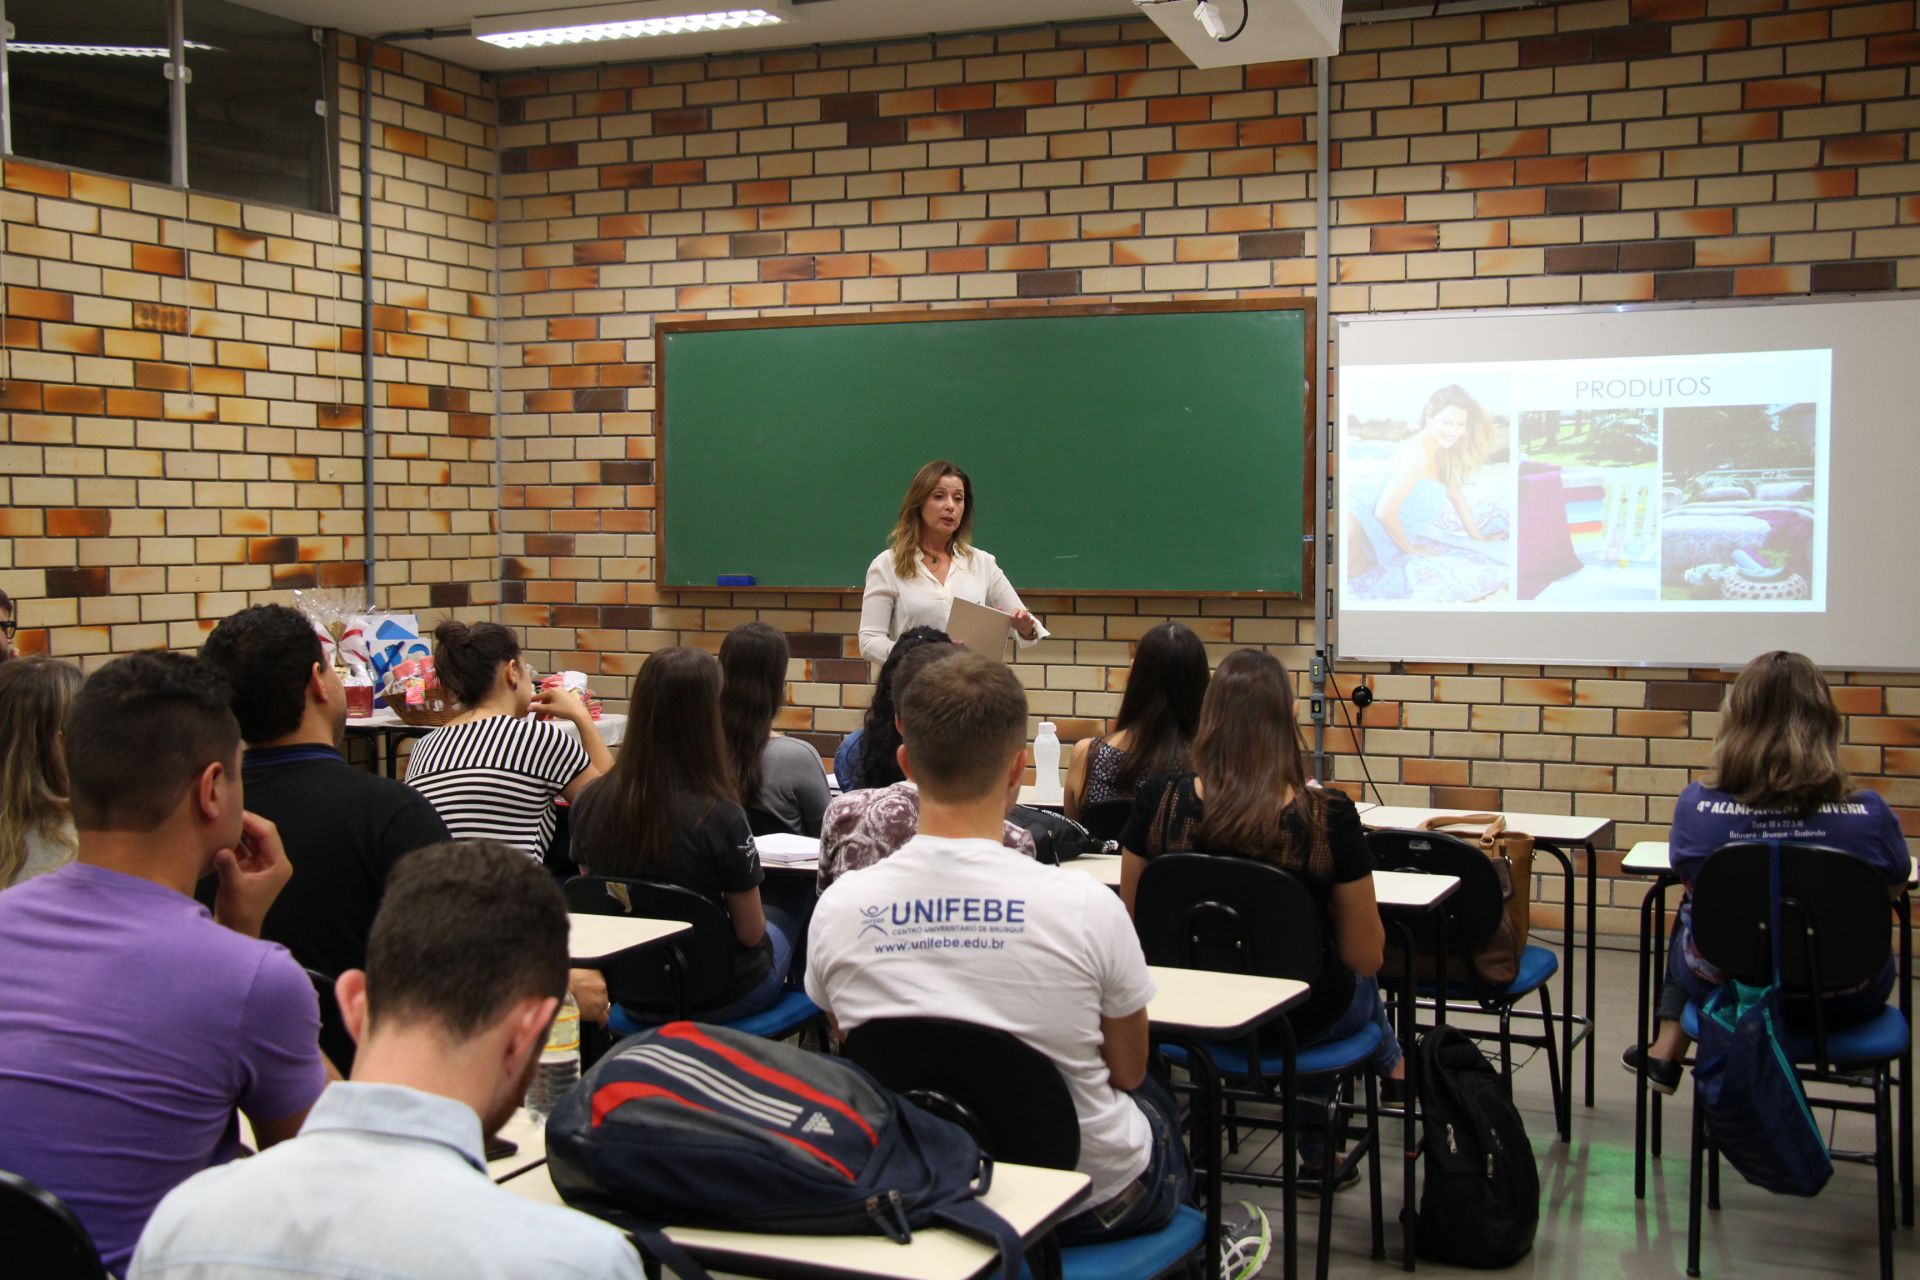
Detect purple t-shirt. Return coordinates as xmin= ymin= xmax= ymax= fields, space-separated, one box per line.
xmin=0 ymin=863 xmax=326 ymax=1274
xmin=1670 ymin=781 xmax=1910 ymax=985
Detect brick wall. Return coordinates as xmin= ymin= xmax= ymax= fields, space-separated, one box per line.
xmin=490 ymin=0 xmax=1919 ymax=937
xmin=0 ymin=37 xmax=498 ymax=659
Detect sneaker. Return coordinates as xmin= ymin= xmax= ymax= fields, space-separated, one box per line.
xmin=1219 ymin=1200 xmax=1272 ymax=1280
xmin=1296 ymin=1154 xmax=1362 ymax=1197
xmin=1621 ymin=1044 xmax=1682 ymax=1095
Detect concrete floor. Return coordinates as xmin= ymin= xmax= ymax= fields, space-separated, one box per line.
xmin=1223 ymin=943 xmax=1916 ymax=1279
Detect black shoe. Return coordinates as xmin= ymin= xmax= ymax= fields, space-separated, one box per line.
xmin=1622 ymin=1044 xmax=1682 ymax=1095
xmin=1296 ymin=1154 xmax=1362 ymax=1197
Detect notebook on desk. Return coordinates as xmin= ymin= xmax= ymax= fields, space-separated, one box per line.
xmin=945 ymin=597 xmax=1014 ymax=659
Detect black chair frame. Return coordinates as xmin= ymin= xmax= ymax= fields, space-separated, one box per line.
xmin=1137 ymin=854 xmax=1386 ymax=1280
xmin=1682 ymin=841 xmax=1909 ymax=1280
xmin=0 ymin=1169 xmax=107 ymax=1280
xmin=1367 ymin=828 xmax=1568 ymax=1143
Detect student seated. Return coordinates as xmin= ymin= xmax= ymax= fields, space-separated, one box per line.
xmin=832 ymin=624 xmax=948 ymax=791
xmin=1065 ymin=621 xmax=1209 ymax=820
xmin=0 ymin=656 xmax=83 ymax=887
xmin=0 ymin=652 xmax=328 ymax=1274
xmin=200 ymin=604 xmax=451 ymax=981
xmin=128 ymin=840 xmax=647 ymax=1280
xmin=815 ymin=641 xmax=1034 ymax=893
xmin=720 ymin=621 xmax=830 ymax=836
xmin=1118 ymin=648 xmax=1404 ymax=1182
xmin=1624 ymin=650 xmax=1912 ymax=1095
xmin=0 ymin=586 xmax=16 ymax=662
xmin=570 ymin=646 xmax=794 ymax=1023
xmin=808 ymin=654 xmax=1212 ymax=1251
xmin=404 ymin=620 xmax=611 ymax=863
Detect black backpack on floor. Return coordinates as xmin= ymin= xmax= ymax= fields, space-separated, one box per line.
xmin=1414 ymin=1026 xmax=1539 ymax=1268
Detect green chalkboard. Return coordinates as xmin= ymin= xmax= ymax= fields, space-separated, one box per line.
xmin=658 ymin=301 xmax=1313 ymax=595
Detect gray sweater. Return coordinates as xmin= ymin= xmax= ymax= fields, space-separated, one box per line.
xmin=754 ymin=735 xmax=832 ymax=837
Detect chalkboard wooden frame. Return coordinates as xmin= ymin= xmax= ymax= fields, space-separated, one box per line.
xmin=655 ymin=298 xmax=1316 ymax=597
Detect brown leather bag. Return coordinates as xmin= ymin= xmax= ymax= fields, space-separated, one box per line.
xmin=1418 ymin=813 xmax=1535 ymax=987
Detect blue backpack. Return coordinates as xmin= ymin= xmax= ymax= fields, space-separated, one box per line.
xmin=545 ymin=1021 xmax=1025 ymax=1277
xmin=1692 ymin=843 xmax=1833 ymax=1197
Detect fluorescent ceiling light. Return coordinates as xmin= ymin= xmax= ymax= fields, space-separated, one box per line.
xmin=8 ymin=40 xmax=215 ymax=57
xmin=473 ymin=1 xmax=791 ymax=49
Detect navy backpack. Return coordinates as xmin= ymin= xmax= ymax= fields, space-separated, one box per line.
xmin=1692 ymin=842 xmax=1833 ymax=1197
xmin=545 ymin=1021 xmax=1025 ymax=1277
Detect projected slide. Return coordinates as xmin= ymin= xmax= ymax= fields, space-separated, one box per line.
xmin=1339 ymin=350 xmax=1830 ymax=613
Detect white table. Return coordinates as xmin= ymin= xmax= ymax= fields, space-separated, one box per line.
xmin=500 ymin=1160 xmax=1090 ymax=1280
xmin=1362 ymin=805 xmax=1614 ymax=1111
xmin=567 ymin=913 xmax=691 ymax=964
xmin=1144 ymin=963 xmax=1306 ymax=1280
xmin=1018 ymin=784 xmax=1064 ymax=810
xmin=1063 ymin=853 xmax=1122 ymax=887
xmin=345 ymin=709 xmax=627 ymax=775
xmin=488 ymin=1107 xmax=548 ymax=1183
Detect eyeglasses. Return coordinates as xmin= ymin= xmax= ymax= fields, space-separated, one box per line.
xmin=0 ymin=619 xmax=15 ymax=639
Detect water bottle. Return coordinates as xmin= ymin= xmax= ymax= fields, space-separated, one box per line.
xmin=1033 ymin=721 xmax=1062 ymax=794
xmin=523 ymin=992 xmax=581 ymax=1124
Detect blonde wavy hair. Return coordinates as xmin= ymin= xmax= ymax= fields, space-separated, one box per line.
xmin=0 ymin=657 xmax=84 ymax=884
xmin=888 ymin=460 xmax=974 ymax=579
xmin=1707 ymin=650 xmax=1851 ymax=817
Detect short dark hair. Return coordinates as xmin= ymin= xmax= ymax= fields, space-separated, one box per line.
xmin=66 ymin=651 xmax=240 ymax=831
xmin=364 ymin=840 xmax=570 ymax=1039
xmin=890 ymin=641 xmax=960 ymax=709
xmin=899 ymin=653 xmax=1028 ymax=804
xmin=432 ymin=620 xmax=521 ymax=705
xmin=0 ymin=588 xmax=12 ymax=614
xmin=201 ymin=605 xmax=326 ymax=742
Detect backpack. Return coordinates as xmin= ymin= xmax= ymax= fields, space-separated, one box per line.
xmin=1413 ymin=1027 xmax=1539 ymax=1267
xmin=1691 ymin=841 xmax=1833 ymax=1197
xmin=1008 ymin=805 xmax=1109 ymax=864
xmin=546 ymin=1021 xmax=1024 ymax=1278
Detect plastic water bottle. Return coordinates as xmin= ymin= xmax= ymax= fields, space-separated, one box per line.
xmin=1033 ymin=721 xmax=1062 ymax=794
xmin=523 ymin=992 xmax=581 ymax=1124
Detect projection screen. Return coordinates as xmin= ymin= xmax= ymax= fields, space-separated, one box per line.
xmin=1335 ymin=296 xmax=1920 ymax=670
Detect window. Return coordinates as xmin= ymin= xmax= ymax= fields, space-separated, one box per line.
xmin=1 ymin=0 xmax=335 ymax=212
xmin=6 ymin=0 xmax=173 ymax=187
xmin=184 ymin=0 xmax=331 ymax=210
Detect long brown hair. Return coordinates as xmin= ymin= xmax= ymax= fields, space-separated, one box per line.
xmin=719 ymin=622 xmax=788 ymax=804
xmin=1111 ymin=622 xmax=1211 ymax=792
xmin=0 ymin=657 xmax=84 ymax=883
xmin=1419 ymin=384 xmax=1497 ymax=488
xmin=888 ymin=460 xmax=975 ymax=579
xmin=1193 ymin=649 xmax=1323 ymax=858
xmin=591 ymin=647 xmax=737 ymax=879
xmin=1707 ymin=650 xmax=1851 ymax=817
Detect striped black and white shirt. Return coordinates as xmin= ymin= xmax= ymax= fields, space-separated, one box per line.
xmin=405 ymin=716 xmax=591 ymax=861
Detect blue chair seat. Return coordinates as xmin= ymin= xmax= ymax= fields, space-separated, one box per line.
xmin=609 ymin=989 xmax=823 ymax=1041
xmin=1680 ymin=999 xmax=1909 ymax=1065
xmin=1158 ymin=1021 xmax=1384 ymax=1080
xmin=1018 ymin=1204 xmax=1206 ymax=1280
xmin=1415 ymin=943 xmax=1559 ymax=1002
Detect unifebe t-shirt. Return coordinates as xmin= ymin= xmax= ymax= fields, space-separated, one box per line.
xmin=805 ymin=834 xmax=1156 ymax=1205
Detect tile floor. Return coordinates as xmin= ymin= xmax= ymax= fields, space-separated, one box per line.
xmin=1224 ymin=943 xmax=1915 ymax=1278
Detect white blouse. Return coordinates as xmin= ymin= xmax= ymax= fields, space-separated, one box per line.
xmin=859 ymin=547 xmax=1050 ymax=668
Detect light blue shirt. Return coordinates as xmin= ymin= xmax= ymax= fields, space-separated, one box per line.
xmin=128 ymin=1081 xmax=644 ymax=1280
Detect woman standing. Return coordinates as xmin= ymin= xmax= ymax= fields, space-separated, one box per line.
xmin=1346 ymin=384 xmax=1506 ymax=577
xmin=858 ymin=460 xmax=1047 ymax=668
xmin=1624 ymin=651 xmax=1910 ymax=1094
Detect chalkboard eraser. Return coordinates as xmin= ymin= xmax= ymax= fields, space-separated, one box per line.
xmin=716 ymin=574 xmax=756 ymax=587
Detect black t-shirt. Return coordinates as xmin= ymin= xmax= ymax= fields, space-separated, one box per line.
xmin=199 ymin=745 xmax=451 ymax=979
xmin=1119 ymin=773 xmax=1372 ymax=910
xmin=568 ymin=779 xmax=771 ymax=1007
